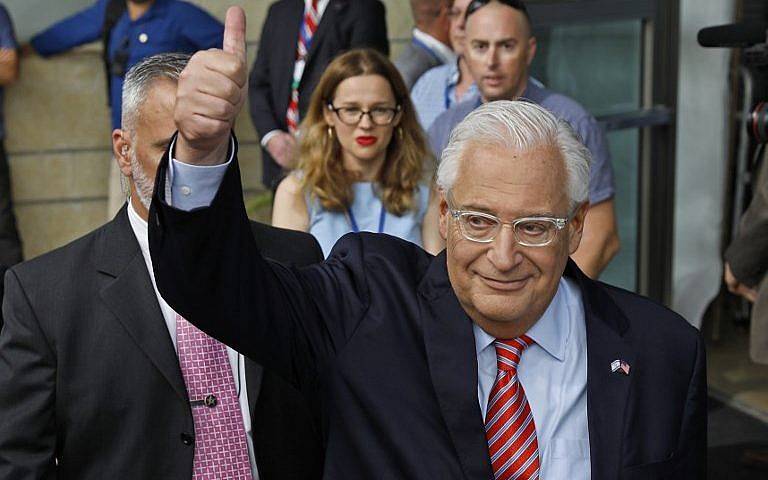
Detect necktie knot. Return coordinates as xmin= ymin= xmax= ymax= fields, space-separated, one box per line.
xmin=494 ymin=334 xmax=534 ymax=373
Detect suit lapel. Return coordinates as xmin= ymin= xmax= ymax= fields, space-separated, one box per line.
xmin=276 ymin=0 xmax=305 ymax=114
xmin=419 ymin=252 xmax=494 ymax=480
xmin=97 ymin=208 xmax=188 ymax=401
xmin=565 ymin=261 xmax=635 ymax=480
xmin=303 ymin=0 xmax=345 ymax=78
xmin=244 ymin=359 xmax=264 ymax=417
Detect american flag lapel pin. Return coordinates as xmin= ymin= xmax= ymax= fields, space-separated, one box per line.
xmin=611 ymin=359 xmax=631 ymax=376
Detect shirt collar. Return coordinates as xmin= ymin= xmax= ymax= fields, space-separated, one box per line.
xmin=412 ymin=28 xmax=456 ymax=65
xmin=132 ymin=0 xmax=169 ymax=23
xmin=473 ymin=277 xmax=571 ymax=362
xmin=126 ymin=199 xmax=150 ymax=262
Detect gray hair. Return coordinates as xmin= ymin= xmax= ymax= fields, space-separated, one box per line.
xmin=436 ymin=100 xmax=591 ymax=212
xmin=121 ymin=52 xmax=190 ymax=131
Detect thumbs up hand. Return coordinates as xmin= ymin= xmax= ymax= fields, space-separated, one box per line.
xmin=174 ymin=6 xmax=247 ymax=165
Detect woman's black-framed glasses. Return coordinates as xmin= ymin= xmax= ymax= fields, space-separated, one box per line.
xmin=327 ymin=103 xmax=401 ymax=126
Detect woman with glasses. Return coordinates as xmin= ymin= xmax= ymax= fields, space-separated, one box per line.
xmin=272 ymin=49 xmax=442 ymax=257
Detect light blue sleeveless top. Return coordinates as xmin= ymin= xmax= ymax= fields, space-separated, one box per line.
xmin=307 ymin=182 xmax=430 ymax=258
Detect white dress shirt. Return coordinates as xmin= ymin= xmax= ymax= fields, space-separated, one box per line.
xmin=126 ymin=200 xmax=259 ymax=479
xmin=169 ymin=150 xmax=590 ymax=478
xmin=474 ymin=277 xmax=591 ymax=479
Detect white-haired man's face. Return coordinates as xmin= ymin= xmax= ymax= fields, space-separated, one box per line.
xmin=438 ymin=142 xmax=587 ymax=339
xmin=112 ymin=78 xmax=177 ymax=220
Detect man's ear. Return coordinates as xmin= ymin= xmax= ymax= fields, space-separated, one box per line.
xmin=438 ymin=191 xmax=450 ymax=241
xmin=526 ymin=36 xmax=537 ymax=67
xmin=113 ymin=129 xmax=132 ymax=177
xmin=567 ymin=202 xmax=589 ymax=255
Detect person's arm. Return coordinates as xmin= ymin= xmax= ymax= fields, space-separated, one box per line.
xmin=179 ymin=4 xmax=224 ymax=50
xmin=0 ymin=271 xmax=58 ymax=479
xmin=272 ymin=174 xmax=310 ymax=232
xmin=349 ymin=0 xmax=389 ymax=56
xmin=571 ymin=199 xmax=620 ymax=278
xmin=0 ymin=6 xmax=18 ymax=85
xmin=421 ymin=186 xmax=444 ymax=255
xmin=29 ymin=0 xmax=106 ymax=57
xmin=725 ymin=156 xmax=768 ymax=289
xmin=149 ymin=8 xmax=368 ymax=390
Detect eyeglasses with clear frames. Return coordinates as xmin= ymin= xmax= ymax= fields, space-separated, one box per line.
xmin=327 ymin=103 xmax=401 ymax=126
xmin=446 ymin=192 xmax=569 ymax=247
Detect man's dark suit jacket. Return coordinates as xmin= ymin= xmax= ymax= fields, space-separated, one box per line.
xmin=249 ymin=0 xmax=389 ymax=189
xmin=0 ymin=206 xmax=324 ymax=479
xmin=149 ymin=155 xmax=707 ymax=479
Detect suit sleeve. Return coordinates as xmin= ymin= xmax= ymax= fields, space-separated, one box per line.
xmin=248 ymin=6 xmax=282 ymax=138
xmin=0 ymin=270 xmax=57 ymax=480
xmin=725 ymin=156 xmax=768 ymax=287
xmin=349 ymin=0 xmax=389 ymax=56
xmin=674 ymin=332 xmax=707 ymax=478
xmin=30 ymin=0 xmax=106 ymax=57
xmin=149 ymin=144 xmax=369 ymax=392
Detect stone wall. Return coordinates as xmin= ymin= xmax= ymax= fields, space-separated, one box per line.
xmin=4 ymin=0 xmax=413 ymax=259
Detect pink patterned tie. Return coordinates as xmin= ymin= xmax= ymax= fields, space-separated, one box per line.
xmin=176 ymin=314 xmax=253 ymax=479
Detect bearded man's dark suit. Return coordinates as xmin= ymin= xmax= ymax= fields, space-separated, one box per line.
xmin=0 ymin=206 xmax=324 ymax=479
xmin=148 ymin=152 xmax=707 ymax=479
xmin=249 ymin=0 xmax=389 ymax=189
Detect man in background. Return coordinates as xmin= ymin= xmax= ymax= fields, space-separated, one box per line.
xmin=24 ymin=0 xmax=223 ymax=217
xmin=0 ymin=3 xmax=22 ymax=331
xmin=394 ymin=0 xmax=454 ymax=90
xmin=725 ymin=147 xmax=768 ymax=366
xmin=249 ymin=0 xmax=389 ymax=191
xmin=411 ymin=0 xmax=478 ymax=130
xmin=0 ymin=53 xmax=323 ymax=479
xmin=428 ymin=0 xmax=619 ymax=278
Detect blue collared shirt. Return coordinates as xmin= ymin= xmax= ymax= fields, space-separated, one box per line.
xmin=474 ymin=277 xmax=590 ymax=478
xmin=31 ymin=0 xmax=223 ymax=129
xmin=411 ymin=59 xmax=479 ymax=131
xmin=427 ymin=80 xmax=616 ymax=205
xmin=0 ymin=4 xmax=17 ymax=140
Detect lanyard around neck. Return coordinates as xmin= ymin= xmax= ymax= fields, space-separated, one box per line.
xmin=346 ymin=204 xmax=387 ymax=234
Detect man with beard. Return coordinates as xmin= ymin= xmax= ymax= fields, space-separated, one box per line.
xmin=0 ymin=53 xmax=324 ymax=479
xmin=25 ymin=0 xmax=224 ymax=217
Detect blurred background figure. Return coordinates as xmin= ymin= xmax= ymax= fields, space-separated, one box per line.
xmin=0 ymin=4 xmax=19 ymax=244
xmin=724 ymin=147 xmax=768 ymax=365
xmin=271 ymin=49 xmax=442 ymax=257
xmin=394 ymin=0 xmax=454 ymax=90
xmin=428 ymin=0 xmax=619 ymax=278
xmin=0 ymin=1 xmax=21 ymax=330
xmin=249 ymin=0 xmax=389 ymax=193
xmin=411 ymin=0 xmax=478 ymax=130
xmin=23 ymin=0 xmax=223 ymax=218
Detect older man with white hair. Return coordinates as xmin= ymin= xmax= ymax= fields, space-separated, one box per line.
xmin=148 ymin=10 xmax=707 ymax=479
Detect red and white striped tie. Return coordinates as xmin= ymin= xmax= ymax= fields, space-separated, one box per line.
xmin=286 ymin=0 xmax=319 ymax=133
xmin=485 ymin=335 xmax=540 ymax=480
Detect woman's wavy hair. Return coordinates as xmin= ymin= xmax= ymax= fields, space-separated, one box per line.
xmin=298 ymin=48 xmax=433 ymax=215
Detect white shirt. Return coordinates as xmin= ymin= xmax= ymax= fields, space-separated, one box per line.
xmin=474 ymin=277 xmax=591 ymax=479
xmin=412 ymin=28 xmax=456 ymax=65
xmin=126 ymin=200 xmax=259 ymax=479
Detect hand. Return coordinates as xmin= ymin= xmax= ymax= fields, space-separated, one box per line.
xmin=174 ymin=6 xmax=247 ymax=165
xmin=266 ymin=132 xmax=298 ymax=169
xmin=724 ymin=262 xmax=758 ymax=303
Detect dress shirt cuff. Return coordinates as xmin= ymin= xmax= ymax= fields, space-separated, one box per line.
xmin=260 ymin=129 xmax=283 ymax=148
xmin=167 ymin=136 xmax=234 ymax=211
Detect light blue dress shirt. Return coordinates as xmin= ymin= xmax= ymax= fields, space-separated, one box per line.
xmin=411 ymin=59 xmax=479 ymax=131
xmin=475 ymin=277 xmax=590 ymax=479
xmin=169 ymin=148 xmax=591 ymax=478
